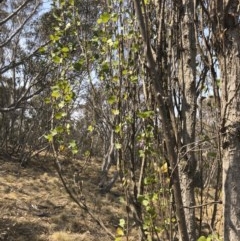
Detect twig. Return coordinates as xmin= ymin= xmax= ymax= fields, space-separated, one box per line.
xmin=183 ymin=201 xmax=222 ymax=209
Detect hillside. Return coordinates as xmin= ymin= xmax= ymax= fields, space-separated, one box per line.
xmin=0 ymin=155 xmax=135 ymax=241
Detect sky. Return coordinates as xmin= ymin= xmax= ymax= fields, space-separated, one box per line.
xmin=41 ymin=0 xmax=52 ymax=14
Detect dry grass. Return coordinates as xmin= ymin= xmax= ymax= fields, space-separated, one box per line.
xmin=49 ymin=231 xmax=91 ymax=241
xmin=0 ymin=154 xmax=223 ymax=241
xmin=0 ymin=155 xmax=130 ymax=241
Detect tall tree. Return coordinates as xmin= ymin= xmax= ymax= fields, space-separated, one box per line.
xmin=133 ymin=1 xmax=198 ymax=239
xmin=47 ymin=0 xmax=240 ymax=240
xmin=215 ymin=1 xmax=240 ymax=240
xmin=0 ymin=0 xmax=52 ymax=158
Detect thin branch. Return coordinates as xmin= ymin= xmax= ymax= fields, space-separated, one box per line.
xmin=0 ymin=0 xmax=31 ymax=25
xmin=50 ymin=141 xmax=115 ymax=239
xmin=183 ymin=201 xmax=222 ymax=209
xmin=0 ymin=41 xmax=51 ymax=75
xmin=0 ymin=73 xmax=46 ymax=113
xmin=0 ymin=1 xmax=40 ymax=48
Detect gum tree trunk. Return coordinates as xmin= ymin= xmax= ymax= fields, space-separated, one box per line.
xmin=133 ymin=0 xmax=198 ymax=240
xmin=217 ymin=1 xmax=240 ymax=240
xmin=178 ymin=1 xmax=197 ymax=240
xmin=220 ymin=42 xmax=240 ymax=241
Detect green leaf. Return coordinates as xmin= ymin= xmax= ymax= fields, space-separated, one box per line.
xmin=152 ymin=193 xmax=158 ymax=201
xmin=101 ymin=62 xmax=110 ymax=72
xmin=66 ymin=123 xmax=70 ymax=134
xmin=111 ymin=13 xmax=118 ymax=22
xmin=44 ymin=134 xmax=53 ymax=142
xmin=88 ymin=125 xmax=94 ymax=132
xmin=144 ymin=176 xmax=156 ymax=185
xmin=84 ymin=150 xmax=90 ymax=157
xmin=72 ymin=149 xmax=78 ymax=154
xmin=51 ymin=90 xmax=61 ymax=99
xmin=116 ymin=227 xmax=124 ymax=236
xmin=65 ymin=93 xmax=74 ymax=102
xmin=108 ymin=95 xmax=117 ymax=104
xmin=68 ymin=140 xmax=78 ymax=154
xmin=97 ymin=12 xmax=110 ymax=24
xmin=58 ymin=101 xmax=65 ymax=108
xmin=65 ymin=22 xmax=71 ymax=30
xmin=160 ymin=162 xmax=168 ymax=174
xmin=112 ymin=40 xmax=119 ymax=48
xmin=115 ymin=124 xmax=122 ymax=133
xmin=119 ymin=219 xmax=125 ymax=228
xmin=115 ymin=237 xmax=122 ymax=241
xmin=112 ymin=76 xmax=119 ymax=82
xmin=51 ymin=129 xmax=58 ymax=136
xmin=55 ymin=126 xmax=64 ymax=133
xmin=115 ymin=143 xmax=122 ymax=149
xmin=107 ymin=38 xmax=113 ymax=46
xmin=197 ymin=236 xmax=207 ymax=241
xmin=130 ymin=75 xmax=138 ymax=83
xmin=55 ymin=112 xmax=67 ymax=120
xmin=38 ymin=46 xmax=46 ymax=54
xmin=112 ymin=109 xmax=119 ymax=115
xmin=139 ymin=149 xmax=145 ymax=158
xmin=52 ymin=55 xmax=63 ymax=64
xmin=137 ymin=110 xmax=154 ymax=119
xmin=73 ymin=60 xmax=83 ymax=71
xmin=45 ymin=97 xmax=51 ymax=103
xmin=69 ymin=140 xmax=77 ymax=148
xmin=122 ymin=69 xmax=128 ymax=75
xmin=137 ymin=195 xmax=145 ymax=203
xmin=61 ymin=47 xmax=69 ymax=53
xmin=50 ymin=34 xmax=60 ymax=41
xmin=142 ymin=199 xmax=149 ymax=206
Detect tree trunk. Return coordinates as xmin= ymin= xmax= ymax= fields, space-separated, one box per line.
xmin=178 ymin=1 xmax=197 ymax=240
xmin=99 ymin=129 xmax=117 ymax=192
xmin=220 ymin=49 xmax=240 ymax=241
xmin=218 ymin=1 xmax=240 ymax=239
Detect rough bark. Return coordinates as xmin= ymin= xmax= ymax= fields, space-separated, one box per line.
xmin=220 ymin=44 xmax=240 ymax=241
xmin=133 ymin=1 xmax=190 ymax=240
xmin=218 ymin=1 xmax=240 ymax=240
xmin=178 ymin=1 xmax=198 ymax=240
xmin=99 ymin=129 xmax=117 ymax=192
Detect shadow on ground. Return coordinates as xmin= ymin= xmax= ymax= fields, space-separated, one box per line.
xmin=0 ymin=218 xmax=47 ymax=241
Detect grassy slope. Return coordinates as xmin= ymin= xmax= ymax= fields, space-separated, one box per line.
xmin=0 ymin=154 xmax=223 ymax=241
xmin=0 ymin=155 xmax=134 ymax=241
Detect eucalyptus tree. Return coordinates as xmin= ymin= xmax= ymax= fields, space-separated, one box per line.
xmin=92 ymin=0 xmax=240 ymax=240
xmin=209 ymin=1 xmax=240 ymax=240
xmin=132 ymin=0 xmax=240 ymax=240
xmin=48 ymin=0 xmax=204 ymax=240
xmin=0 ymin=0 xmax=53 ymax=158
xmin=48 ymin=0 xmax=240 ymax=240
xmin=0 ymin=0 xmax=96 ymax=160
